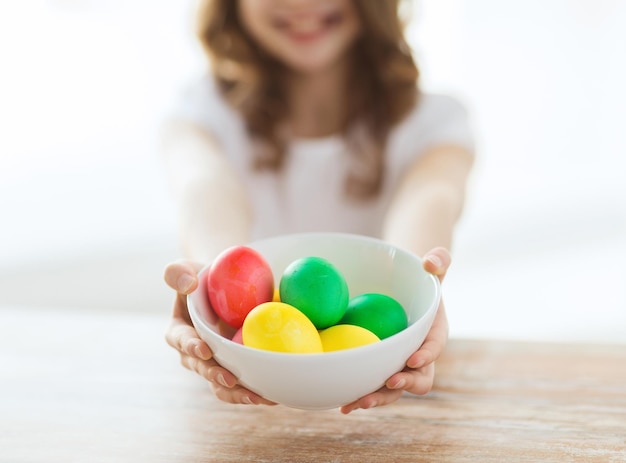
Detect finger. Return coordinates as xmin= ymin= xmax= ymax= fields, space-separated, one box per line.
xmin=422 ymin=247 xmax=451 ymax=282
xmin=164 ymin=260 xmax=204 ymax=293
xmin=340 ymin=387 xmax=404 ymax=414
xmin=171 ymin=290 xmax=193 ymax=322
xmin=212 ymin=383 xmax=277 ymax=406
xmin=406 ymin=303 xmax=449 ymax=369
xmin=180 ymin=356 xmax=277 ymax=406
xmin=385 ymin=363 xmax=435 ymax=395
xmin=180 ymin=354 xmax=238 ymax=387
xmin=166 ymin=320 xmax=213 ymax=360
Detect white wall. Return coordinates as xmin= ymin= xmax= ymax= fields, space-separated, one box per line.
xmin=408 ymin=0 xmax=626 ymax=343
xmin=1 ymin=1 xmax=625 ymax=343
xmin=0 ymin=0 xmax=199 ymax=264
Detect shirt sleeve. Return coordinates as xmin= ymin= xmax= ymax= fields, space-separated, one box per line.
xmin=390 ymin=92 xmax=476 ymax=159
xmin=163 ymin=74 xmax=243 ymax=145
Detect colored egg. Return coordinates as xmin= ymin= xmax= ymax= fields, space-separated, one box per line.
xmin=319 ymin=325 xmax=380 ymax=352
xmin=242 ymin=302 xmax=323 ymax=353
xmin=207 ymin=246 xmax=274 ymax=329
xmin=279 ymin=256 xmax=349 ymax=329
xmin=231 ymin=327 xmax=243 ymax=344
xmin=272 ymin=288 xmax=281 ymax=302
xmin=339 ymin=293 xmax=408 ymax=340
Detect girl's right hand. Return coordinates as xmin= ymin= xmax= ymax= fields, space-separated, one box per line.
xmin=163 ymin=261 xmax=277 ymax=406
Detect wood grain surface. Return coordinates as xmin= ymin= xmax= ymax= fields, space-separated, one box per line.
xmin=1 ymin=307 xmax=625 ymax=463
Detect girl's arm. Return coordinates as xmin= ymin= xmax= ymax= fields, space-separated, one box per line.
xmin=340 ymin=143 xmax=474 ymax=414
xmin=161 ymin=120 xmax=276 ymax=406
xmin=382 ymin=144 xmax=475 ymax=256
xmin=161 ymin=120 xmax=253 ymax=263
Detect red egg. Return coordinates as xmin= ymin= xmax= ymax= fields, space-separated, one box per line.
xmin=207 ymin=246 xmax=274 ymax=329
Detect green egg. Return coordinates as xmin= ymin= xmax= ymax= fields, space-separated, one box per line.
xmin=340 ymin=293 xmax=408 ymax=339
xmin=279 ymin=256 xmax=349 ymax=329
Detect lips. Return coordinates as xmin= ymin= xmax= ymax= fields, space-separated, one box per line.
xmin=272 ymin=10 xmax=344 ymax=43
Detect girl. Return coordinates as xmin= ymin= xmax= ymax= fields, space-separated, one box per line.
xmin=162 ymin=0 xmax=474 ymax=414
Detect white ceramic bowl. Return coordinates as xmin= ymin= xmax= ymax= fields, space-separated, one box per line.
xmin=187 ymin=232 xmax=441 ymax=410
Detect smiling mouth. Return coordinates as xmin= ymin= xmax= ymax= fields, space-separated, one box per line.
xmin=272 ymin=10 xmax=344 ymax=43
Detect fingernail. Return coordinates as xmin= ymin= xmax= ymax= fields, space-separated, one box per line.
xmin=409 ymin=358 xmax=426 ymax=369
xmin=216 ymin=373 xmax=229 ymax=387
xmin=393 ymin=379 xmax=406 ymax=389
xmin=194 ymin=343 xmax=208 ymax=360
xmin=427 ymin=255 xmax=442 ymax=268
xmin=177 ymin=274 xmax=195 ymax=292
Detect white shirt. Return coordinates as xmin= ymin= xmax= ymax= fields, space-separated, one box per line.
xmin=170 ymin=76 xmax=474 ymax=241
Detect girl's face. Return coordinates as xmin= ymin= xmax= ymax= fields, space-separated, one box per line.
xmin=238 ymin=0 xmax=361 ymax=74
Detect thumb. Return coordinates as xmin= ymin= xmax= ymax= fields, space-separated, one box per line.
xmin=422 ymin=247 xmax=451 ymax=283
xmin=164 ymin=260 xmax=204 ymax=294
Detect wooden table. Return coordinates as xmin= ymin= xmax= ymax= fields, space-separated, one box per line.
xmin=1 ymin=306 xmax=625 ymax=462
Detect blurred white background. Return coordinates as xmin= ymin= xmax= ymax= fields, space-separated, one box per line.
xmin=1 ymin=0 xmax=625 ymax=344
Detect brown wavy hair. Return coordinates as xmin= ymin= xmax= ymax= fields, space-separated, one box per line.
xmin=196 ymin=0 xmax=419 ymax=198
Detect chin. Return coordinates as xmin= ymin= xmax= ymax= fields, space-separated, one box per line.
xmin=285 ymin=57 xmax=341 ymax=75
xmin=280 ymin=45 xmax=350 ymax=75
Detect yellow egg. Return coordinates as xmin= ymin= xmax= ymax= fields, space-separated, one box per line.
xmin=272 ymin=288 xmax=281 ymax=302
xmin=242 ymin=302 xmax=323 ymax=353
xmin=319 ymin=324 xmax=380 ymax=352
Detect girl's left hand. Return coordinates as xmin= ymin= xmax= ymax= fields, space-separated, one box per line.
xmin=339 ymin=247 xmax=451 ymax=414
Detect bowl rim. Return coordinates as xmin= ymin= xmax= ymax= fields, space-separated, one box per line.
xmin=187 ymin=232 xmax=442 ymax=359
